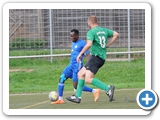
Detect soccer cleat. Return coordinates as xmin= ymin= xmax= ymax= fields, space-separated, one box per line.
xmin=106 ymin=85 xmax=115 ymax=102
xmin=66 ymin=95 xmax=81 ymax=103
xmin=51 ymin=99 xmax=64 ymax=104
xmin=93 ymin=89 xmax=100 ymax=102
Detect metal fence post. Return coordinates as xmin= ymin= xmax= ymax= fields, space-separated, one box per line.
xmin=49 ymin=9 xmax=53 ymax=63
xmin=128 ymin=9 xmax=131 ymax=61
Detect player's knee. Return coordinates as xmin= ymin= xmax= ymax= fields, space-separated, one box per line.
xmin=85 ymin=77 xmax=92 ymax=84
xmin=78 ymin=72 xmax=84 ymax=78
xmin=59 ymin=74 xmax=67 ymax=83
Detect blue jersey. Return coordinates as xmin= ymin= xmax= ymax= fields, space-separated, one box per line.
xmin=70 ymin=39 xmax=89 ymax=65
xmin=62 ymin=39 xmax=89 ymax=82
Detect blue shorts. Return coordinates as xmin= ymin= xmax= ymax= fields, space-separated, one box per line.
xmin=62 ymin=63 xmax=83 ymax=82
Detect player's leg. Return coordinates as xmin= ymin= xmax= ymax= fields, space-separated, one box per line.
xmin=72 ymin=69 xmax=100 ymax=102
xmin=51 ymin=65 xmax=72 ymax=104
xmin=66 ymin=55 xmax=115 ymax=103
xmin=72 ymin=69 xmax=92 ymax=92
xmin=73 ymin=81 xmax=93 ymax=92
xmin=51 ymin=73 xmax=67 ymax=104
xmin=73 ymin=56 xmax=100 ymax=99
xmin=89 ymin=74 xmax=115 ymax=102
xmin=85 ymin=56 xmax=115 ymax=102
xmin=66 ymin=57 xmax=100 ymax=103
xmin=66 ymin=67 xmax=86 ymax=103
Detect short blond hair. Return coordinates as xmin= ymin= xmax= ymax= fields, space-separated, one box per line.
xmin=88 ymin=15 xmax=98 ymax=24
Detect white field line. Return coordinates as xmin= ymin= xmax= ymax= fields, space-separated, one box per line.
xmin=19 ymin=100 xmax=50 ymax=109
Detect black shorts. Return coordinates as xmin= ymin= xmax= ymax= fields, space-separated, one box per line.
xmin=85 ymin=55 xmax=105 ymax=75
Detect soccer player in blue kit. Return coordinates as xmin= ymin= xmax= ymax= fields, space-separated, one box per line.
xmin=51 ymin=29 xmax=100 ymax=104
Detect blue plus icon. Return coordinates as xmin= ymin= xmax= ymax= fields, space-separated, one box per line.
xmin=137 ymin=89 xmax=158 ymax=110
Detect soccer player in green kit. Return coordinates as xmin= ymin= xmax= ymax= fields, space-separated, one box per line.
xmin=66 ymin=15 xmax=119 ymax=103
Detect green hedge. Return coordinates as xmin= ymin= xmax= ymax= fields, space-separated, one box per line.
xmin=9 ymin=38 xmax=46 ymax=49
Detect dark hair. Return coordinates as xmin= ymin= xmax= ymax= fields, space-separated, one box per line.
xmin=70 ymin=29 xmax=79 ymax=35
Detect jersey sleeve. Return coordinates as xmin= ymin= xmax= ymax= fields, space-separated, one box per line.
xmin=107 ymin=29 xmax=114 ymax=37
xmin=87 ymin=30 xmax=94 ymax=41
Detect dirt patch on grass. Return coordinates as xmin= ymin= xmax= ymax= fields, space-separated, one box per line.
xmin=9 ymin=69 xmax=34 ymax=72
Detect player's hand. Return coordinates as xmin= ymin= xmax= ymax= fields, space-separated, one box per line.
xmin=77 ymin=54 xmax=82 ymax=63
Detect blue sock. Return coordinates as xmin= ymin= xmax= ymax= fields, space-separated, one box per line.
xmin=58 ymin=83 xmax=64 ymax=97
xmin=82 ymin=85 xmax=93 ymax=92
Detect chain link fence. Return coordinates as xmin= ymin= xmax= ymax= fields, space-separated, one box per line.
xmin=9 ymin=9 xmax=145 ymax=61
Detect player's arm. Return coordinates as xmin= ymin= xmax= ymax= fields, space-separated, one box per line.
xmin=77 ymin=40 xmax=92 ymax=62
xmin=79 ymin=40 xmax=92 ymax=56
xmin=106 ymin=31 xmax=119 ymax=48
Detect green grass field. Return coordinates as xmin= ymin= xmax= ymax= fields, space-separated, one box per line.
xmin=9 ymin=58 xmax=145 ymax=93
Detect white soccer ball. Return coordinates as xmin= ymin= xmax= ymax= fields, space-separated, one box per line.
xmin=48 ymin=91 xmax=59 ymax=102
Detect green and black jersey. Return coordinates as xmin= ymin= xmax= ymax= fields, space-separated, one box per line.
xmin=87 ymin=26 xmax=114 ymax=60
